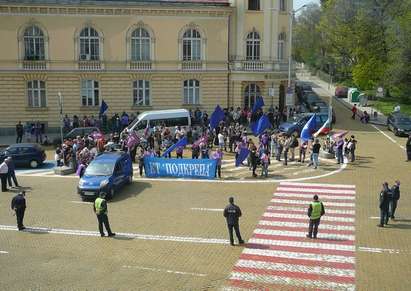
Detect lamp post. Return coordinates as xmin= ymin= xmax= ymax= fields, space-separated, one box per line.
xmin=58 ymin=92 xmax=63 ymax=143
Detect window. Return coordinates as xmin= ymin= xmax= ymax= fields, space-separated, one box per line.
xmin=278 ymin=32 xmax=286 ymax=60
xmin=133 ymin=80 xmax=150 ymax=106
xmin=149 ymin=117 xmax=189 ymax=128
xmin=279 ymin=0 xmax=287 ymax=11
xmin=182 ymin=29 xmax=201 ymax=61
xmin=27 ymin=80 xmax=46 ymax=108
xmin=248 ymin=0 xmax=260 ymax=10
xmin=183 ymin=79 xmax=200 ymax=104
xmin=131 ymin=28 xmax=151 ymax=61
xmin=246 ymin=31 xmax=261 ymax=61
xmin=24 ymin=26 xmax=45 ymax=60
xmin=79 ymin=27 xmax=100 ymax=60
xmin=244 ymin=83 xmax=261 ymax=109
xmin=81 ymin=80 xmax=99 ymax=106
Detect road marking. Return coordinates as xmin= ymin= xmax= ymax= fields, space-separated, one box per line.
xmin=369 ymin=216 xmax=380 ymax=219
xmin=122 ymin=265 xmax=207 ymax=277
xmin=357 ymin=247 xmax=409 ymax=254
xmin=70 ymin=201 xmax=93 ymax=205
xmin=0 ymin=250 xmax=8 ymax=254
xmin=371 ymin=124 xmax=406 ymax=150
xmin=274 ymin=192 xmax=355 ymax=200
xmin=0 ymin=224 xmax=229 ymax=245
xmin=190 ymin=208 xmax=223 ymax=212
xmin=225 ymin=182 xmax=356 ymax=290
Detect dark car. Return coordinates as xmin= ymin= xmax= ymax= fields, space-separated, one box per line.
xmin=0 ymin=143 xmax=46 ymax=168
xmin=309 ymin=101 xmax=328 ymax=112
xmin=279 ymin=113 xmax=330 ymax=136
xmin=387 ymin=113 xmax=411 ymax=136
xmin=77 ymin=152 xmax=133 ymax=200
xmin=295 ymin=82 xmax=313 ymax=102
xmin=303 ymin=93 xmax=322 ymax=108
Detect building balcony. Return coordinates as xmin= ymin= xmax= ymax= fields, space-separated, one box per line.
xmin=181 ymin=61 xmax=203 ymax=71
xmin=230 ymin=60 xmax=290 ymax=72
xmin=78 ymin=60 xmax=103 ymax=71
xmin=21 ymin=60 xmax=48 ymax=70
xmin=129 ymin=61 xmax=152 ymax=71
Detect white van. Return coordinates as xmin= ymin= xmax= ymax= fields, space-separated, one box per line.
xmin=125 ymin=109 xmax=191 ymax=135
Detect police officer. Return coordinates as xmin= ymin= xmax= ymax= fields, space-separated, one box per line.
xmin=306 ymin=195 xmax=325 ymax=239
xmin=379 ymin=182 xmax=391 ymax=227
xmin=223 ymin=197 xmax=244 ymax=246
xmin=93 ymin=192 xmax=115 ymax=237
xmin=11 ymin=191 xmax=26 ymax=231
xmin=390 ymin=181 xmax=400 ymax=220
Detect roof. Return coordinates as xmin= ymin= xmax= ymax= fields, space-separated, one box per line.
xmin=94 ymin=151 xmax=126 ymax=162
xmin=0 ymin=0 xmax=230 ymax=6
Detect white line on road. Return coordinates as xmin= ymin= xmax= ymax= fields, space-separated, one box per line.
xmin=0 ymin=224 xmax=229 ymax=245
xmin=190 ymin=208 xmax=223 ymax=212
xmin=122 ymin=265 xmax=207 ymax=277
xmin=0 ymin=250 xmax=8 ymax=254
xmin=70 ymin=201 xmax=93 ymax=205
xmin=371 ymin=124 xmax=406 ymax=150
xmin=358 ymin=247 xmax=409 ymax=254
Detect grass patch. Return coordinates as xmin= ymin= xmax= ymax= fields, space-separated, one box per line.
xmin=373 ymin=100 xmax=411 ymax=116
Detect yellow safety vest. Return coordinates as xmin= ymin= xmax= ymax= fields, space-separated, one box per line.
xmin=310 ymin=201 xmax=322 ymax=220
xmin=95 ymin=197 xmax=107 ymax=215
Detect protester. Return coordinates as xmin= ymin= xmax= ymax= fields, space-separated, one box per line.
xmin=11 ymin=191 xmax=26 ymax=231
xmin=311 ymin=139 xmax=321 ymax=169
xmin=249 ymin=147 xmax=258 ymax=178
xmin=299 ymin=141 xmax=308 ymax=163
xmin=390 ymin=181 xmax=400 ymax=220
xmin=212 ymin=148 xmax=223 ymax=178
xmin=348 ymin=135 xmax=357 ymax=162
xmin=360 ymin=111 xmax=370 ymax=123
xmin=16 ymin=121 xmax=24 ymax=143
xmin=351 ymin=104 xmax=357 ymax=119
xmin=260 ymin=150 xmax=269 ymax=178
xmin=306 ymin=194 xmax=325 ymax=239
xmin=6 ymin=157 xmax=19 ymax=188
xmin=379 ymin=182 xmax=391 ymax=227
xmin=223 ymin=197 xmax=244 ymax=246
xmin=406 ymin=135 xmax=411 ymax=161
xmin=0 ymin=159 xmax=9 ymax=192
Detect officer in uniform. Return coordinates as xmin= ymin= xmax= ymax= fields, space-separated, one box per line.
xmin=390 ymin=180 xmax=401 ymax=219
xmin=379 ymin=182 xmax=391 ymax=227
xmin=223 ymin=197 xmax=244 ymax=246
xmin=11 ymin=191 xmax=26 ymax=231
xmin=306 ymin=195 xmax=325 ymax=239
xmin=93 ymin=192 xmax=115 ymax=237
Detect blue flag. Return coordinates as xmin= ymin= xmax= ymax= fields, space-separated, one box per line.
xmin=162 ymin=137 xmax=188 ymax=157
xmin=300 ymin=114 xmax=317 ymax=141
xmin=250 ymin=122 xmax=258 ymax=136
xmin=235 ymin=147 xmax=250 ymax=167
xmin=252 ymin=96 xmax=265 ymax=113
xmin=209 ymin=105 xmax=225 ymax=129
xmin=253 ymin=115 xmax=272 ymax=136
xmin=99 ymin=100 xmax=108 ymax=117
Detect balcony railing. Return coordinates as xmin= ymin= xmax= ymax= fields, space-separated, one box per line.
xmin=243 ymin=61 xmax=265 ymax=71
xmin=230 ymin=60 xmax=290 ymax=72
xmin=129 ymin=61 xmax=152 ymax=71
xmin=181 ymin=61 xmax=203 ymax=71
xmin=22 ymin=60 xmax=47 ymax=70
xmin=78 ymin=60 xmax=102 ymax=71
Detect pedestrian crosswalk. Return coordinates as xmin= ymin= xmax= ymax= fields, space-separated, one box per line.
xmin=225 ymin=181 xmax=356 ymax=291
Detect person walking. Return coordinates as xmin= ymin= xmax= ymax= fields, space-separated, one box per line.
xmin=6 ymin=157 xmax=19 ymax=188
xmin=249 ymin=148 xmax=258 ymax=177
xmin=312 ymin=139 xmax=321 ymax=169
xmin=378 ymin=182 xmax=391 ymax=227
xmin=93 ymin=192 xmax=116 ymax=237
xmin=306 ymin=194 xmax=325 ymax=239
xmin=351 ymin=104 xmax=357 ymax=119
xmin=16 ymin=121 xmax=24 ymax=143
xmin=348 ymin=135 xmax=357 ymax=162
xmin=0 ymin=159 xmax=9 ymax=192
xmin=336 ymin=138 xmax=344 ymax=164
xmin=11 ymin=191 xmax=26 ymax=231
xmin=223 ymin=197 xmax=244 ymax=246
xmin=406 ymin=135 xmax=411 ymax=161
xmin=390 ymin=181 xmax=400 ymax=220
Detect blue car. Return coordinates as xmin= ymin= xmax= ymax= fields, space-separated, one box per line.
xmin=0 ymin=143 xmax=46 ymax=168
xmin=279 ymin=113 xmax=329 ymax=136
xmin=77 ymin=152 xmax=133 ymax=200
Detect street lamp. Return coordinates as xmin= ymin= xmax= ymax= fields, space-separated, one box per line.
xmin=58 ymin=92 xmax=64 ymax=143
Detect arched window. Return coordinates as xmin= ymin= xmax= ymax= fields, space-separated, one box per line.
xmin=246 ymin=31 xmax=260 ymax=61
xmin=182 ymin=29 xmax=201 ymax=61
xmin=278 ymin=32 xmax=286 ymax=60
xmin=131 ymin=28 xmax=151 ymax=61
xmin=24 ymin=26 xmax=45 ymax=60
xmin=183 ymin=79 xmax=200 ymax=104
xmin=79 ymin=27 xmax=100 ymax=60
xmin=244 ymin=83 xmax=261 ymax=109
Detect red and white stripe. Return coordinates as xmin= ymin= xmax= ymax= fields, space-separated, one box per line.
xmin=225 ymin=182 xmax=356 ymax=291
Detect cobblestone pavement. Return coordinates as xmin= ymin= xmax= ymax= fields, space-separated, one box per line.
xmin=1 ymin=81 xmax=410 ymax=290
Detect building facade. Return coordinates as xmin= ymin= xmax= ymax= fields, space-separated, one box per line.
xmin=0 ymin=0 xmax=293 ymax=134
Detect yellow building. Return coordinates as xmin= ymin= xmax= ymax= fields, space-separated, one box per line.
xmin=0 ymin=0 xmax=293 ymax=134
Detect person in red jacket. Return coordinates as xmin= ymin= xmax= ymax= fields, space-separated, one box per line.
xmin=351 ymin=104 xmax=357 ymax=119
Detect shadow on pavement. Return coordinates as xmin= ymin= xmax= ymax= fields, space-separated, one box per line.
xmin=110 ymin=181 xmax=152 ymax=203
xmin=386 ymin=224 xmax=411 ymax=230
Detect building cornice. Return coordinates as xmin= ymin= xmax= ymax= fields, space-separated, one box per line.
xmin=0 ymin=3 xmax=233 ymax=18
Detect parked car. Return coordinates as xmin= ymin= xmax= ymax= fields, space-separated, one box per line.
xmin=303 ymin=93 xmax=322 ymax=108
xmin=77 ymin=152 xmax=133 ymax=200
xmin=279 ymin=113 xmax=330 ymax=136
xmin=387 ymin=113 xmax=411 ymax=136
xmin=0 ymin=143 xmax=46 ymax=168
xmin=335 ymin=86 xmax=349 ymax=98
xmin=309 ymin=100 xmax=328 ymax=112
xmin=295 ymin=82 xmax=314 ymax=102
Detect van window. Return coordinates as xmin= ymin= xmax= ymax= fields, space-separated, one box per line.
xmin=149 ymin=117 xmax=189 ymax=128
xmin=136 ymin=120 xmax=148 ymax=130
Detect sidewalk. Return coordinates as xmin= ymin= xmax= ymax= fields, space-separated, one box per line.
xmin=0 ymin=133 xmax=59 ymax=148
xmin=297 ymin=71 xmax=387 ymax=126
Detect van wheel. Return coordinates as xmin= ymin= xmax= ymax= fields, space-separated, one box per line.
xmin=30 ymin=160 xmax=39 ymax=169
xmin=107 ymin=187 xmax=115 ymax=200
